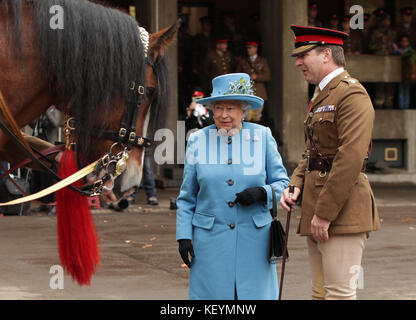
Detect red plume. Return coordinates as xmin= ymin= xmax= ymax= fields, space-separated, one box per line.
xmin=56 ymin=148 xmax=100 ymax=285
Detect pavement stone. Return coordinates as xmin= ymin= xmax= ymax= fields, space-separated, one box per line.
xmin=0 ymin=185 xmax=415 ymax=300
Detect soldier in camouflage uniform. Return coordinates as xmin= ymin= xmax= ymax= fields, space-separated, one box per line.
xmin=368 ymin=12 xmax=396 ymax=108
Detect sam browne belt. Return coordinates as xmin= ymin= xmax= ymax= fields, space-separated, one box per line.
xmin=307 ymin=156 xmax=367 ymax=173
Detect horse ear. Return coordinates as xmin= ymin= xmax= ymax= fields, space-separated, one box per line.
xmin=149 ymin=18 xmax=182 ymax=60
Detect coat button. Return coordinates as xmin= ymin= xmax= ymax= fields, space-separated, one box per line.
xmin=227 ymin=159 xmax=232 ymax=165
xmin=227 ymin=137 xmax=232 ymax=144
xmin=228 ymin=201 xmax=235 ymax=208
xmin=229 ymin=223 xmax=235 ymax=229
xmin=227 ymin=179 xmax=234 ymax=186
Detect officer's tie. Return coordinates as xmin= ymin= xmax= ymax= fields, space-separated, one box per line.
xmin=311 ymin=85 xmax=320 ymax=102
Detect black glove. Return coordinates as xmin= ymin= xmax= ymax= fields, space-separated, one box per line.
xmin=178 ymin=239 xmax=194 ymax=268
xmin=234 ymin=187 xmax=267 ymax=206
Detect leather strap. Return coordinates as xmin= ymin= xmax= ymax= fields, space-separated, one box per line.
xmin=0 ymin=144 xmax=65 ymax=180
xmin=0 ymin=159 xmax=98 ymax=207
xmin=308 ymin=156 xmax=367 ymax=173
xmin=0 ymin=91 xmax=35 ymax=155
xmin=270 ymin=185 xmax=278 ymax=220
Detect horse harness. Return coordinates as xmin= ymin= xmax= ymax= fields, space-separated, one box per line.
xmin=0 ymin=27 xmax=157 ymax=199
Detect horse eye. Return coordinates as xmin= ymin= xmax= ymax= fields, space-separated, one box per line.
xmin=146 ymin=87 xmax=156 ymax=97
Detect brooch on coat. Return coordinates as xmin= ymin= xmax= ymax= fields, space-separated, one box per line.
xmin=245 ymin=132 xmax=260 ymax=142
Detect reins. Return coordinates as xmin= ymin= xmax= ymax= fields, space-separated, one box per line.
xmin=0 ymin=26 xmax=155 ymax=206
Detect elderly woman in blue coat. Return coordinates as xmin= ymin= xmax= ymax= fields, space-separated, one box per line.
xmin=176 ymin=73 xmax=290 ymax=300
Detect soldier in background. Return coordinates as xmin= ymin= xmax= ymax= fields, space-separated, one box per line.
xmin=369 ymin=11 xmax=397 ymax=108
xmin=192 ymin=16 xmax=215 ymax=92
xmin=31 ymin=106 xmax=63 ymax=215
xmin=237 ymin=40 xmax=271 ymax=122
xmin=341 ymin=15 xmax=363 ymax=55
xmin=327 ymin=12 xmax=341 ymax=31
xmin=395 ymin=7 xmax=416 ymax=48
xmin=308 ymin=2 xmax=323 ymax=27
xmin=185 ymin=88 xmax=214 ymax=139
xmin=219 ymin=12 xmax=244 ymax=62
xmin=202 ymin=37 xmax=234 ymax=91
xmin=359 ymin=13 xmax=372 ymax=54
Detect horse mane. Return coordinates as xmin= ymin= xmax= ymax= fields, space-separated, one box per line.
xmin=1 ymin=0 xmax=157 ymax=157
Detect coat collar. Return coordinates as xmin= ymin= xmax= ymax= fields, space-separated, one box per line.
xmin=310 ymin=70 xmax=350 ymax=111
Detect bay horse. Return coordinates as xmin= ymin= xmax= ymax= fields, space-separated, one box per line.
xmin=0 ymin=0 xmax=179 ymax=285
xmin=0 ymin=0 xmax=178 ymax=201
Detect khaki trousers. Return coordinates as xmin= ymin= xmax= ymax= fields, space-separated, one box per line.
xmin=307 ymin=233 xmax=367 ymax=300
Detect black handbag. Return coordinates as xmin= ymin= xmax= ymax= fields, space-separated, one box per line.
xmin=269 ymin=186 xmax=289 ymax=262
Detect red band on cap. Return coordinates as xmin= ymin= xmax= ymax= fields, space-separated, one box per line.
xmin=217 ymin=39 xmax=228 ymax=43
xmin=246 ymin=41 xmax=259 ymax=46
xmin=296 ymin=34 xmax=344 ymax=46
xmin=192 ymin=91 xmax=205 ymax=97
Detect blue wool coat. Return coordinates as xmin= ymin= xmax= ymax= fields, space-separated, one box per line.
xmin=176 ymin=122 xmax=290 ymax=300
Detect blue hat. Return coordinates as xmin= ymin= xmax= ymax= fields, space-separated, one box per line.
xmin=197 ymin=73 xmax=264 ymax=110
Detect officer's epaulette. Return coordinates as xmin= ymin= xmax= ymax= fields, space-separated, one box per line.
xmin=341 ymin=75 xmax=358 ymax=85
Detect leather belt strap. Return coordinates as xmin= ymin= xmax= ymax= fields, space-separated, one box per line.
xmin=0 ymin=159 xmax=98 ymax=207
xmin=308 ymin=156 xmax=367 ymax=173
xmin=0 ymin=144 xmax=65 ymax=180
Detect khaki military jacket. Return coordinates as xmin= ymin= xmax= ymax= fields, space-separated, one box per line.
xmin=290 ymin=71 xmax=381 ymax=236
xmin=203 ymin=50 xmax=234 ymax=82
xmin=237 ymin=56 xmax=271 ymax=101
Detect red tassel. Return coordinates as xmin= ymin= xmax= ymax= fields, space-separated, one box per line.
xmin=56 ymin=148 xmax=100 ymax=285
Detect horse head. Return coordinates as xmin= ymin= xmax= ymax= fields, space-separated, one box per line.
xmin=89 ymin=20 xmax=181 ymax=202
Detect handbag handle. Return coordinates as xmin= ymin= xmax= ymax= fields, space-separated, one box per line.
xmin=270 ymin=185 xmax=278 ymax=220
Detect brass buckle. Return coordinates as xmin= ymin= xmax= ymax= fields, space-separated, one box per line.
xmin=101 ymin=154 xmax=110 ymax=167
xmin=119 ymin=128 xmax=127 ymax=138
xmin=93 ymin=180 xmax=103 ymax=189
xmin=138 ymin=85 xmax=145 ymax=95
xmin=129 ymin=132 xmax=136 ymax=142
xmin=137 ymin=137 xmax=144 ymax=146
xmin=129 ymin=81 xmax=135 ymax=90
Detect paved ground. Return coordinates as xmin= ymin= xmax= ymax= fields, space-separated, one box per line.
xmin=0 ymin=184 xmax=415 ymax=300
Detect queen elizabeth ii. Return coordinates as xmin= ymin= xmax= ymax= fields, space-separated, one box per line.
xmin=176 ymin=73 xmax=289 ymax=300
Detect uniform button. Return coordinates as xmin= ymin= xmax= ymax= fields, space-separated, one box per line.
xmin=227 ymin=159 xmax=232 ymax=165
xmin=227 ymin=179 xmax=234 ymax=186
xmin=229 ymin=223 xmax=235 ymax=229
xmin=228 ymin=201 xmax=235 ymax=208
xmin=227 ymin=137 xmax=232 ymax=144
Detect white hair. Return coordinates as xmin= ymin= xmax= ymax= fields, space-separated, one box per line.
xmin=209 ymin=100 xmax=252 ymax=118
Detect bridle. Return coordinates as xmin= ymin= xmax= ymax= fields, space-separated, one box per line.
xmin=83 ymin=27 xmax=160 ymax=196
xmin=0 ymin=26 xmax=157 ymax=198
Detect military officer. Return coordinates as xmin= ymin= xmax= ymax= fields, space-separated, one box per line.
xmin=308 ymin=2 xmax=323 ymax=28
xmin=237 ymin=40 xmax=271 ymax=122
xmin=327 ymin=12 xmax=341 ymax=30
xmin=202 ymin=37 xmax=234 ymax=90
xmin=395 ymin=7 xmax=416 ymax=47
xmin=368 ymin=11 xmax=396 ymax=108
xmin=280 ymin=25 xmax=381 ymax=300
xmin=341 ymin=15 xmax=364 ymax=55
